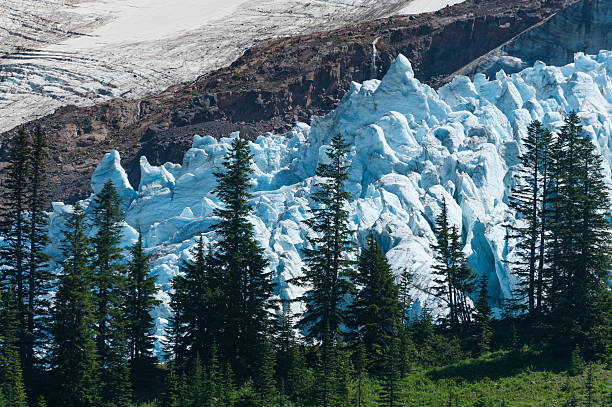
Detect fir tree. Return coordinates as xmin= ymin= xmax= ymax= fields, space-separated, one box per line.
xmin=160 ymin=363 xmax=182 ymax=407
xmin=295 ymin=134 xmax=355 ymax=406
xmin=90 ymin=181 xmax=131 ymax=404
xmin=474 ymin=274 xmax=492 ymax=354
xmin=125 ymin=230 xmax=160 ymax=389
xmin=24 ymin=125 xmax=52 ymax=389
xmin=253 ymin=338 xmax=276 ymax=407
xmin=51 ymin=204 xmax=100 ymax=407
xmin=0 ymin=128 xmax=30 ymax=377
xmin=354 ymin=341 xmax=367 ymax=407
xmin=212 ymin=135 xmax=275 ymax=379
xmin=166 ymin=236 xmax=216 ymax=369
xmin=379 ymin=326 xmax=402 ymax=407
xmin=348 ymin=233 xmax=402 ymax=372
xmin=508 ymin=121 xmax=552 ymax=315
xmin=0 ymin=289 xmax=27 ymax=407
xmin=547 ymin=113 xmax=612 ymax=348
xmin=431 ymin=200 xmax=476 ymax=329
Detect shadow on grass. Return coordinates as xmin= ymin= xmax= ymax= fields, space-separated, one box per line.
xmin=427 ymin=350 xmax=569 ymax=383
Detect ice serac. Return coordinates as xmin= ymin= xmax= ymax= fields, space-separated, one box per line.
xmin=48 ymin=51 xmax=612 ymax=350
xmin=91 ymin=150 xmax=138 ymax=206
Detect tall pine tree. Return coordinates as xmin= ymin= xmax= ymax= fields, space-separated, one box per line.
xmin=348 ymin=233 xmax=402 ymax=372
xmin=212 ymin=135 xmax=274 ymax=380
xmin=24 ymin=125 xmax=52 ymax=389
xmin=0 ymin=129 xmax=30 ymax=379
xmin=125 ymin=230 xmax=160 ymax=390
xmin=431 ymin=199 xmax=476 ymax=330
xmin=295 ymin=134 xmax=355 ymax=407
xmin=90 ymin=181 xmax=130 ymax=405
xmin=51 ymin=204 xmax=100 ymax=407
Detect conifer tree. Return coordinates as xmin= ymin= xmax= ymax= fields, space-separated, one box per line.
xmin=166 ymin=236 xmax=216 ymax=369
xmin=125 ymin=231 xmax=160 ymax=388
xmin=508 ymin=121 xmax=553 ymax=315
xmin=0 ymin=289 xmax=27 ymax=407
xmin=212 ymin=135 xmax=274 ymax=379
xmin=23 ymin=125 xmax=52 ymax=389
xmin=474 ymin=275 xmax=492 ymax=354
xmin=0 ymin=128 xmax=30 ymax=374
xmin=254 ymin=338 xmax=276 ymax=407
xmin=160 ymin=363 xmax=182 ymax=407
xmin=90 ymin=181 xmax=131 ymax=404
xmin=379 ymin=326 xmax=402 ymax=407
xmin=348 ymin=233 xmax=402 ymax=372
xmin=354 ymin=341 xmax=367 ymax=407
xmin=431 ymin=200 xmax=476 ymax=329
xmin=51 ymin=204 xmax=100 ymax=407
xmin=296 ymin=134 xmax=355 ymax=406
xmin=547 ymin=113 xmax=612 ymax=348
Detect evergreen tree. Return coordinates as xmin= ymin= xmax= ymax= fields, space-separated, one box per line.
xmin=253 ymin=338 xmax=276 ymax=407
xmin=508 ymin=121 xmax=552 ymax=315
xmin=166 ymin=236 xmax=216 ymax=369
xmin=212 ymin=135 xmax=275 ymax=379
xmin=90 ymin=181 xmax=131 ymax=404
xmin=378 ymin=326 xmax=402 ymax=407
xmin=24 ymin=125 xmax=52 ymax=390
xmin=474 ymin=275 xmax=492 ymax=354
xmin=547 ymin=113 xmax=612 ymax=348
xmin=0 ymin=289 xmax=27 ymax=407
xmin=0 ymin=128 xmax=30 ymax=377
xmin=160 ymin=363 xmax=182 ymax=407
xmin=348 ymin=233 xmax=402 ymax=372
xmin=51 ymin=204 xmax=100 ymax=407
xmin=431 ymin=199 xmax=476 ymax=329
xmin=125 ymin=230 xmax=160 ymax=389
xmin=296 ymin=134 xmax=355 ymax=406
xmin=353 ymin=341 xmax=367 ymax=407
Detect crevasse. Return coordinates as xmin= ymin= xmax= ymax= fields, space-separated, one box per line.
xmin=47 ymin=52 xmax=612 ymax=352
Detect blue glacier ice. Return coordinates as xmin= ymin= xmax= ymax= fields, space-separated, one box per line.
xmin=48 ymin=51 xmax=612 ymax=352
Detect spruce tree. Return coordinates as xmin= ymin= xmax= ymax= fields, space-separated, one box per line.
xmin=90 ymin=181 xmax=131 ymax=404
xmin=51 ymin=204 xmax=100 ymax=407
xmin=24 ymin=125 xmax=52 ymax=389
xmin=295 ymin=133 xmax=355 ymax=407
xmin=508 ymin=121 xmax=552 ymax=315
xmin=212 ymin=135 xmax=274 ymax=380
xmin=0 ymin=128 xmax=30 ymax=377
xmin=431 ymin=199 xmax=476 ymax=329
xmin=547 ymin=113 xmax=612 ymax=349
xmin=474 ymin=275 xmax=492 ymax=354
xmin=348 ymin=233 xmax=402 ymax=372
xmin=125 ymin=231 xmax=160 ymax=389
xmin=253 ymin=338 xmax=276 ymax=407
xmin=0 ymin=289 xmax=27 ymax=407
xmin=379 ymin=326 xmax=402 ymax=407
xmin=166 ymin=236 xmax=216 ymax=369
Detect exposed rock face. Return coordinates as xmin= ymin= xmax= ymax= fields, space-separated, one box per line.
xmin=0 ymin=0 xmax=587 ymax=203
xmin=454 ymin=0 xmax=612 ymax=79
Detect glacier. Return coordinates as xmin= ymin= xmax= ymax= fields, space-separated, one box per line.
xmin=47 ymin=51 xmax=612 ymax=352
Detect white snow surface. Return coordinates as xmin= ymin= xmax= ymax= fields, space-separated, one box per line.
xmin=0 ymin=0 xmax=410 ymax=132
xmin=400 ymin=0 xmax=466 ymax=15
xmin=48 ymin=51 xmax=612 ymax=353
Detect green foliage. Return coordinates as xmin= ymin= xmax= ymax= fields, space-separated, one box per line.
xmin=126 ymin=231 xmax=160 ymax=391
xmin=569 ymin=345 xmax=584 ymax=376
xmin=211 ymin=136 xmax=275 ymax=380
xmin=296 ymin=134 xmax=356 ymax=346
xmin=430 ymin=199 xmax=476 ymax=330
xmin=348 ymin=233 xmax=402 ymax=372
xmin=508 ymin=121 xmax=552 ymax=315
xmin=0 ymin=289 xmax=27 ymax=407
xmin=91 ymin=181 xmax=131 ymax=405
xmin=51 ymin=204 xmax=101 ymax=407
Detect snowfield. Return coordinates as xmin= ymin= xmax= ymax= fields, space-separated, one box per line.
xmin=0 ymin=0 xmax=413 ymax=132
xmin=47 ymin=51 xmax=612 ymax=353
xmin=400 ymin=0 xmax=465 ymax=15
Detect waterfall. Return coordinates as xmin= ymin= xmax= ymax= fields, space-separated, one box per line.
xmin=371 ymin=37 xmax=380 ymax=78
